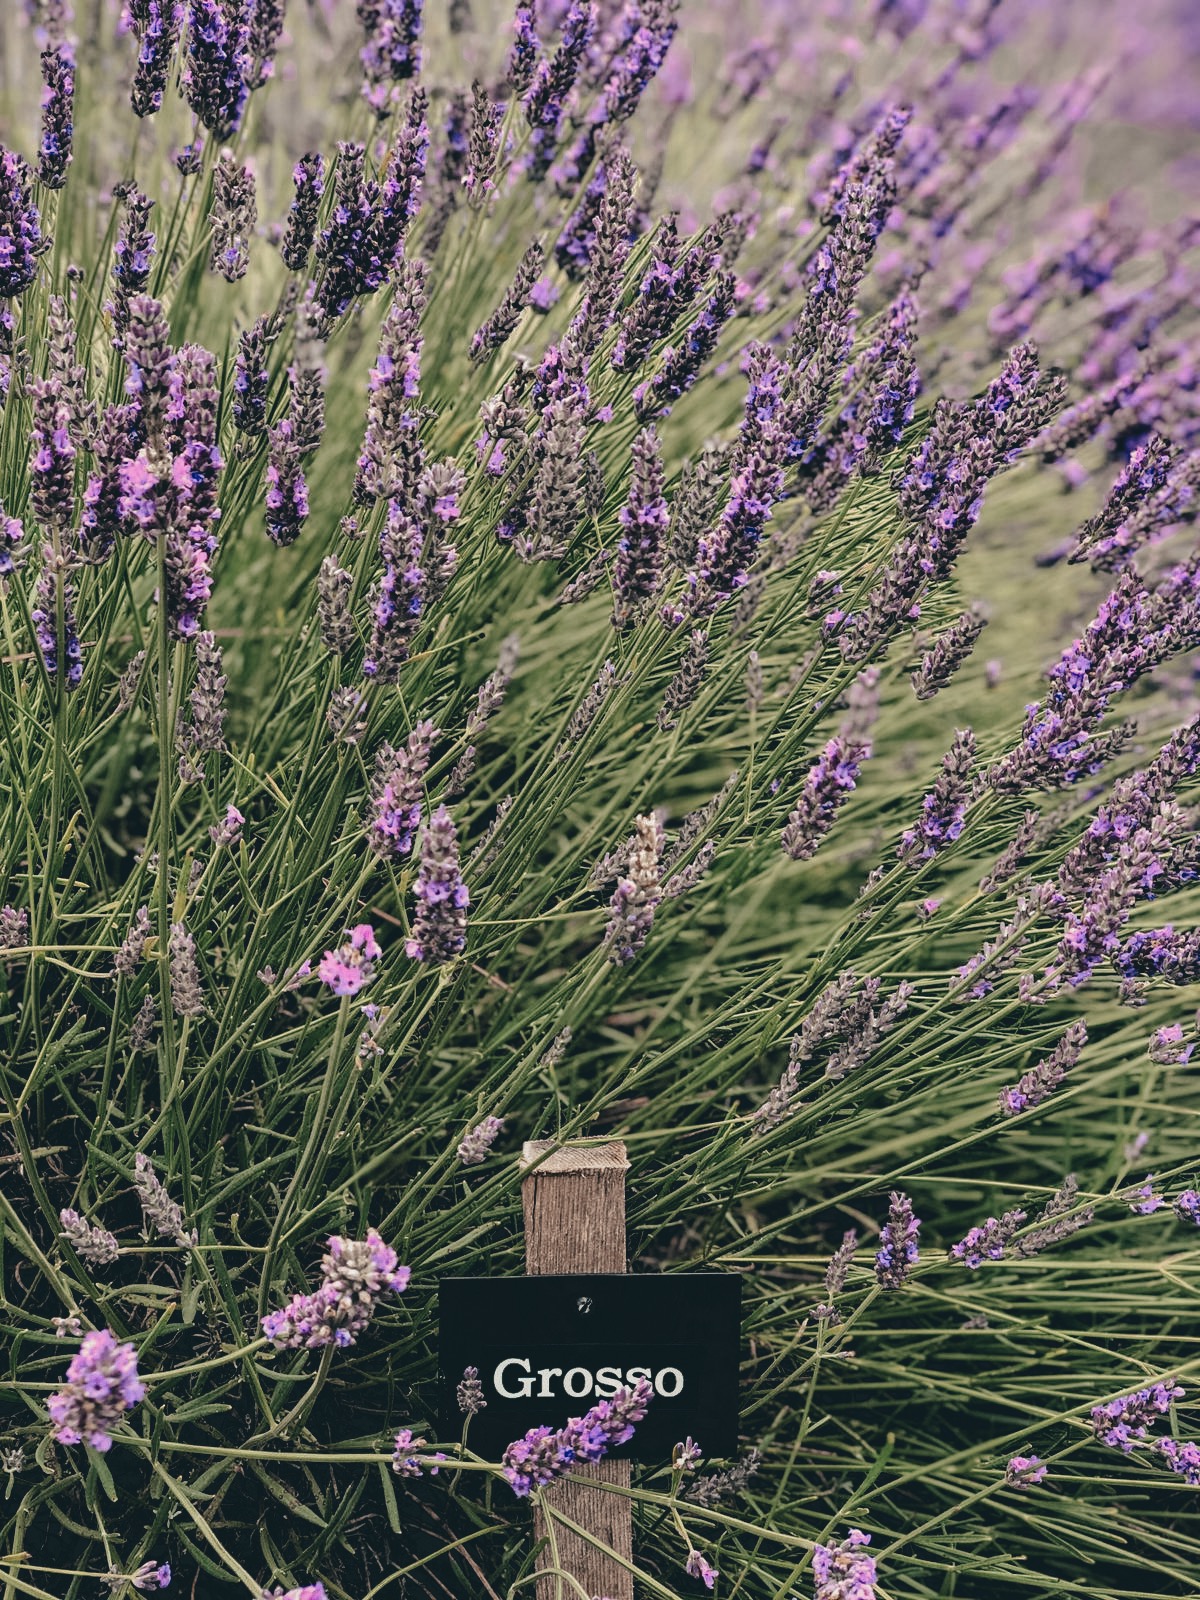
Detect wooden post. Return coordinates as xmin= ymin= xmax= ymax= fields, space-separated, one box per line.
xmin=521 ymin=1140 xmax=633 ymax=1600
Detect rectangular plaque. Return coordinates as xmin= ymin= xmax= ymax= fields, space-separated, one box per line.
xmin=438 ymin=1272 xmax=741 ymax=1461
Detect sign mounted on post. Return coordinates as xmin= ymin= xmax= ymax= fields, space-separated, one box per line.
xmin=438 ymin=1271 xmax=741 ymax=1461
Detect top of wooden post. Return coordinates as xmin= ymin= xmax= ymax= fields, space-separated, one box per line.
xmin=520 ymin=1139 xmax=629 ymax=1174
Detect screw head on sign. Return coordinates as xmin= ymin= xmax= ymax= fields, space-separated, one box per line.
xmin=576 ymin=1295 xmax=593 ymax=1315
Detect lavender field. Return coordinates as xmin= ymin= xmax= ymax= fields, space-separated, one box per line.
xmin=1 ymin=1 xmax=1199 ymax=1597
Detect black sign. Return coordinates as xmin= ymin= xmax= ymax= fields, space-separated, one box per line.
xmin=437 ymin=1273 xmax=741 ymax=1461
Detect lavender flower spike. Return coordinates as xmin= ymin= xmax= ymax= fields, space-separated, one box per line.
xmin=612 ymin=426 xmax=669 ymax=629
xmin=209 ymin=152 xmax=256 ymax=282
xmin=605 ymin=813 xmax=664 ymax=965
xmin=502 ymin=1378 xmax=652 ymax=1496
xmin=367 ymin=720 xmax=437 ymax=859
xmin=262 ymin=1229 xmax=411 ymax=1350
xmin=0 ymin=148 xmax=51 ymax=297
xmin=999 ymin=1019 xmax=1086 ymax=1115
xmin=781 ymin=736 xmax=870 ymax=861
xmin=813 ymin=1529 xmax=877 ymax=1600
xmin=874 ymin=1192 xmax=919 ymax=1289
xmin=129 ymin=2 xmax=184 ymax=118
xmin=264 ymin=419 xmax=309 ymax=546
xmin=406 ymin=806 xmax=469 ymax=964
xmin=38 ymin=44 xmax=75 ymax=189
xmin=282 ymin=152 xmax=325 ymax=272
xmin=457 ymin=1115 xmax=504 ymax=1165
xmin=59 ymin=1208 xmax=120 ymax=1266
xmin=47 ymin=1330 xmax=145 ymax=1450
xmin=182 ymin=0 xmax=249 ymax=139
xmin=134 ymin=1152 xmax=198 ymax=1246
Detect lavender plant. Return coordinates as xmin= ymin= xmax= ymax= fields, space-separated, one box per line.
xmin=1 ymin=1 xmax=1199 ymax=1597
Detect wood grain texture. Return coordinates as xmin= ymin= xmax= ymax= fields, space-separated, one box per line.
xmin=520 ymin=1141 xmax=633 ymax=1600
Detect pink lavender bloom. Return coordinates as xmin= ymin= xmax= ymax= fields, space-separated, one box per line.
xmin=685 ymin=1549 xmax=718 ymax=1590
xmin=781 ymin=736 xmax=870 ymax=861
xmin=263 ymin=1588 xmax=327 ymax=1600
xmin=406 ymin=806 xmax=469 ymax=964
xmin=456 ymin=1115 xmax=504 ymax=1165
xmin=502 ymin=1378 xmax=652 ymax=1496
xmin=0 ymin=147 xmax=51 ymax=297
xmin=262 ymin=1229 xmax=411 ymax=1350
xmin=318 ymin=924 xmax=382 ymax=997
xmin=1174 ymin=1190 xmax=1200 ymax=1225
xmin=1158 ymin=1437 xmax=1200 ymax=1485
xmin=1127 ymin=1176 xmax=1165 ymax=1215
xmin=37 ymin=44 xmax=75 ymax=189
xmin=812 ymin=1529 xmax=876 ymax=1600
xmin=874 ymin=1192 xmax=919 ymax=1290
xmin=47 ymin=1330 xmax=145 ymax=1450
xmin=1092 ymin=1382 xmax=1182 ymax=1452
xmin=999 ymin=1019 xmax=1086 ymax=1116
xmin=1005 ymin=1454 xmax=1047 ymax=1487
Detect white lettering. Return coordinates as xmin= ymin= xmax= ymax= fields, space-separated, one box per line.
xmin=626 ymin=1366 xmax=650 ymax=1385
xmin=494 ymin=1358 xmax=534 ymax=1399
xmin=594 ymin=1365 xmax=623 ymax=1398
xmin=536 ymin=1366 xmax=563 ymax=1398
xmin=654 ymin=1367 xmax=683 ymax=1398
xmin=563 ymin=1366 xmax=592 ymax=1399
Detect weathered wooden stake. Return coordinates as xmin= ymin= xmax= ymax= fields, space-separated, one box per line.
xmin=521 ymin=1139 xmax=634 ymax=1600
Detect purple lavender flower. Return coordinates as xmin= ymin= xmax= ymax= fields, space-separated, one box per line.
xmin=264 ymin=419 xmax=308 ymax=546
xmin=611 ymin=426 xmax=668 ymax=628
xmin=182 ymin=0 xmax=249 ymax=139
xmin=874 ymin=1192 xmax=919 ymax=1289
xmin=134 ymin=1153 xmax=197 ymax=1246
xmin=47 ymin=1330 xmax=145 ymax=1450
xmin=209 ymin=152 xmax=256 ymax=282
xmin=59 ymin=1208 xmax=120 ymax=1267
xmin=318 ymin=923 xmax=381 ymax=997
xmin=1174 ymin=1190 xmax=1200 ymax=1226
xmin=635 ymin=272 xmax=737 ymax=420
xmin=390 ymin=1426 xmax=433 ymax=1476
xmin=912 ymin=607 xmax=988 ymax=700
xmin=951 ymin=1207 xmax=1027 ymax=1269
xmin=456 ymin=1115 xmax=504 ymax=1165
xmin=209 ymin=803 xmax=244 ymax=847
xmin=37 ymin=44 xmax=75 ymax=189
xmin=359 ymin=0 xmax=424 ymax=117
xmin=590 ymin=0 xmax=677 ymax=129
xmin=898 ymin=729 xmax=975 ymax=862
xmin=262 ymin=1229 xmax=411 ymax=1350
xmin=813 ymin=1530 xmax=877 ymax=1600
xmin=464 ymin=81 xmax=503 ymax=204
xmin=405 ymin=806 xmax=469 ymax=964
xmin=781 ymin=736 xmax=870 ymax=861
xmin=1127 ymin=1175 xmax=1165 ymax=1215
xmin=32 ymin=547 xmax=83 ymax=690
xmin=502 ymin=1378 xmax=652 ymax=1496
xmin=102 ymin=1561 xmax=172 ymax=1592
xmin=0 ymin=148 xmax=51 ymax=297
xmin=232 ymin=315 xmax=273 ymax=435
xmin=999 ymin=1019 xmax=1086 ymax=1116
xmin=506 ymin=0 xmax=537 ymax=93
xmin=685 ymin=1550 xmax=718 ymax=1591
xmin=109 ymin=185 xmax=156 ymax=339
xmin=1005 ymin=1454 xmax=1047 ymax=1488
xmin=367 ymin=720 xmax=436 ymax=858
xmin=355 ymin=257 xmax=427 ymax=502
xmin=243 ymin=0 xmax=284 ymax=87
xmin=128 ymin=1 xmax=185 ymax=117
xmin=0 ymin=503 xmax=24 ymax=578
xmin=282 ymin=152 xmax=325 ymax=271
xmin=604 ymin=813 xmax=664 ymax=964
xmin=457 ymin=1367 xmax=486 ymax=1414
xmin=1091 ymin=1381 xmax=1182 ymax=1452
xmin=28 ymin=377 xmax=76 ymax=534
xmin=1159 ymin=1438 xmax=1200 ymax=1485
xmin=470 ymin=240 xmax=545 ymax=362
xmin=362 ymin=507 xmax=426 ymax=682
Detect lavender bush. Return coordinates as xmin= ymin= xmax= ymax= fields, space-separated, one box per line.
xmin=1 ymin=0 xmax=1199 ymax=1596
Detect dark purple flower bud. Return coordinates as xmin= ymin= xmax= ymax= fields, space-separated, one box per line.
xmin=506 ymin=1 xmax=538 ymax=93
xmin=656 ymin=629 xmax=707 ymax=732
xmin=367 ymin=719 xmax=436 ymax=858
xmin=899 ymin=729 xmax=975 ymax=862
xmin=38 ymin=44 xmax=75 ymax=189
xmin=782 ymin=734 xmax=870 ymax=861
xmin=611 ymin=216 xmax=714 ymax=374
xmin=108 ymin=184 xmax=156 ymax=340
xmin=355 ymin=257 xmax=427 ymax=502
xmin=289 ymin=361 xmax=325 ymax=454
xmin=590 ymin=0 xmax=677 ymax=128
xmin=372 ymin=86 xmax=430 ymax=253
xmin=405 ymin=804 xmax=469 ymax=964
xmin=32 ymin=544 xmax=83 ymax=690
xmin=359 ymin=0 xmax=424 ymax=118
xmin=174 ymin=138 xmax=204 ymax=173
xmin=0 ymin=147 xmax=51 ymax=298
xmin=874 ymin=1191 xmax=919 ymax=1289
xmin=81 ymin=404 xmax=139 ymax=560
xmin=281 ymin=152 xmax=325 ymax=271
xmin=635 ymin=271 xmax=736 ymax=420
xmin=264 ymin=418 xmax=307 ymax=545
xmin=243 ymin=0 xmax=285 ymax=88
xmin=209 ymin=152 xmax=256 ymax=282
xmin=611 ymin=426 xmax=667 ymax=628
xmin=470 ymin=240 xmax=545 ymax=362
xmin=362 ymin=504 xmax=424 ymax=681
xmin=911 ymin=605 xmax=988 ymax=700
xmin=999 ymin=1019 xmax=1086 ymax=1116
xmin=128 ymin=1 xmax=185 ymax=117
xmin=28 ymin=377 xmax=76 ymax=534
xmin=232 ymin=314 xmax=273 ymax=435
xmin=524 ymin=0 xmax=593 ymax=135
xmin=122 ymin=293 xmax=174 ymax=450
xmin=182 ymin=0 xmax=249 ymax=140
xmin=0 ymin=502 xmax=25 ymax=579
xmin=464 ymin=81 xmax=503 ymax=204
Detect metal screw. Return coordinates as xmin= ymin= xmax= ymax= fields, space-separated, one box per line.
xmin=576 ymin=1295 xmax=593 ymax=1315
